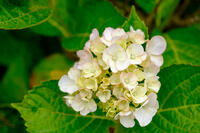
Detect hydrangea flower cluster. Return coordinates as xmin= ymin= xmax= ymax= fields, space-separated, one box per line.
xmin=58 ymin=26 xmax=166 ymax=128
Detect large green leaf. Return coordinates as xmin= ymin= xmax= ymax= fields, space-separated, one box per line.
xmin=135 ymin=0 xmax=159 ymax=14
xmin=31 ymin=54 xmax=73 ymax=87
xmin=156 ymin=0 xmax=180 ymax=30
xmin=12 ymin=81 xmax=115 ymax=133
xmin=31 ymin=0 xmax=125 ymax=51
xmin=12 ymin=65 xmax=200 ymax=132
xmin=0 ymin=0 xmax=54 ymax=29
xmin=122 ymin=6 xmax=148 ymax=38
xmin=162 ymin=24 xmax=200 ymax=67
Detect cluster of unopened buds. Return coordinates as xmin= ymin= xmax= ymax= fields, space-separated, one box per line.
xmin=58 ymin=26 xmax=166 ymax=128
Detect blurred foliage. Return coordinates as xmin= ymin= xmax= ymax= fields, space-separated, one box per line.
xmin=0 ymin=0 xmax=199 ymax=132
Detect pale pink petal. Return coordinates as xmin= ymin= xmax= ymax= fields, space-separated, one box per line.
xmin=135 ymin=93 xmax=159 ymax=127
xmin=90 ymin=28 xmax=99 ymax=41
xmin=146 ymin=36 xmax=166 ymax=55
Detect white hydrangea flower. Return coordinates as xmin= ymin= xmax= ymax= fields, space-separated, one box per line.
xmin=58 ymin=75 xmax=79 ymax=94
xmin=126 ymin=44 xmax=147 ymax=65
xmin=79 ymin=89 xmax=93 ymax=100
xmin=133 ymin=69 xmax=145 ymax=81
xmin=120 ymin=72 xmax=138 ymax=91
xmin=84 ymin=78 xmax=98 ymax=91
xmin=96 ymin=89 xmax=111 ymax=103
xmin=58 ymin=26 xmax=166 ymax=128
xmin=146 ymin=36 xmax=167 ymax=67
xmin=85 ymin=29 xmax=106 ymax=55
xmin=117 ymin=98 xmax=130 ymax=111
xmin=113 ymin=86 xmax=124 ymax=98
xmin=135 ymin=93 xmax=159 ymax=126
xmin=145 ymin=76 xmax=161 ymax=93
xmin=110 ymin=73 xmax=121 ymax=85
xmin=131 ymin=86 xmax=147 ymax=104
xmin=77 ymin=58 xmax=102 ymax=78
xmin=71 ymin=94 xmax=97 ymax=116
xmin=103 ymin=44 xmax=129 ymax=73
xmin=101 ymin=27 xmax=128 ymax=46
xmin=128 ymin=26 xmax=146 ymax=45
xmin=77 ymin=50 xmax=93 ymax=62
xmin=114 ymin=111 xmax=135 ymax=128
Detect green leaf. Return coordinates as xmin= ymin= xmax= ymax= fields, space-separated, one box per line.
xmin=0 ymin=0 xmax=54 ymax=29
xmin=117 ymin=65 xmax=200 ymax=132
xmin=12 ymin=80 xmax=115 ymax=133
xmin=135 ymin=0 xmax=159 ymax=14
xmin=31 ymin=54 xmax=73 ymax=87
xmin=156 ymin=0 xmax=180 ymax=30
xmin=162 ymin=24 xmax=200 ymax=67
xmin=122 ymin=6 xmax=148 ymax=38
xmin=31 ymin=0 xmax=125 ymax=51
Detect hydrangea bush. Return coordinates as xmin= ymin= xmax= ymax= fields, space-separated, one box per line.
xmin=58 ymin=26 xmax=166 ymax=128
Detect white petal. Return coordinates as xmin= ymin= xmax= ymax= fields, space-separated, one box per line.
xmin=130 ymin=26 xmax=135 ymax=32
xmin=103 ymin=44 xmax=128 ymax=73
xmin=127 ymin=44 xmax=144 ymax=56
xmin=135 ymin=93 xmax=159 ymax=127
xmin=63 ymin=95 xmax=74 ymax=106
xmin=144 ymin=60 xmax=160 ymax=77
xmin=101 ymin=27 xmax=113 ymax=46
xmin=120 ymin=72 xmax=138 ymax=91
xmin=68 ymin=67 xmax=80 ymax=81
xmin=84 ymin=41 xmax=90 ymax=50
xmin=116 ymin=59 xmax=129 ymax=71
xmin=127 ymin=44 xmax=146 ymax=65
xmin=150 ymin=55 xmax=163 ymax=67
xmin=119 ymin=113 xmax=135 ymax=128
xmin=88 ymin=99 xmax=97 ymax=112
xmin=103 ymin=27 xmax=113 ymax=41
xmin=71 ymin=95 xmax=85 ymax=112
xmin=133 ymin=96 xmax=148 ymax=104
xmin=132 ymin=86 xmax=148 ymax=104
xmin=80 ymin=108 xmax=90 ymax=116
xmin=109 ymin=59 xmax=118 ymax=73
xmin=80 ymin=99 xmax=97 ymax=116
xmin=58 ymin=75 xmax=79 ymax=94
xmin=90 ymin=28 xmax=99 ymax=41
xmin=145 ymin=76 xmax=161 ymax=93
xmin=146 ymin=36 xmax=167 ymax=55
